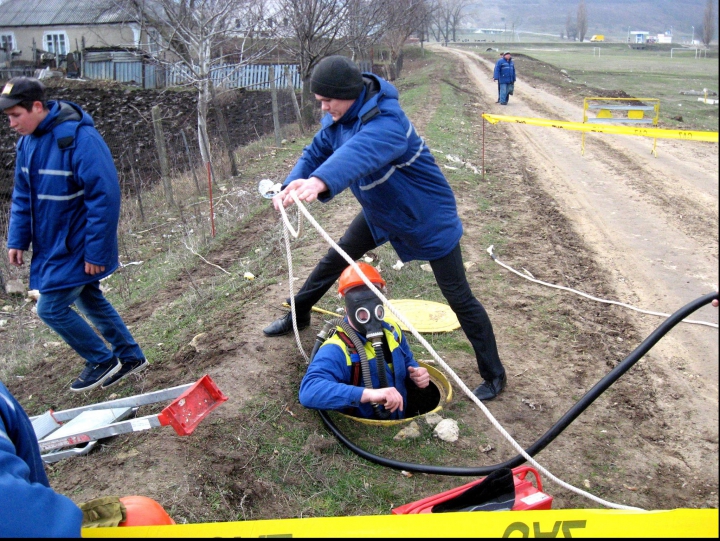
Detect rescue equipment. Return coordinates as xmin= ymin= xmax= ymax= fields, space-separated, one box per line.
xmin=392 ymin=466 xmax=552 ymax=514
xmin=30 ymin=375 xmax=227 ymax=463
xmin=338 ymin=261 xmax=386 ymax=296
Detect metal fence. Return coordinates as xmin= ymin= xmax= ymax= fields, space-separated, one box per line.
xmin=82 ymin=57 xmax=371 ymax=90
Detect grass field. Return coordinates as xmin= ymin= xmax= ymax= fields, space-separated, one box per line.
xmin=452 ymin=41 xmax=719 ymax=132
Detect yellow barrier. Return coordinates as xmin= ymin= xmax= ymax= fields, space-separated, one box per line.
xmin=582 ymin=98 xmax=661 ymax=155
xmin=482 ymin=114 xmax=719 ymax=144
xmin=82 ymin=508 xmax=719 ymax=538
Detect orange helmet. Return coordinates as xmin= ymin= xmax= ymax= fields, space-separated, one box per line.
xmin=338 ymin=262 xmax=386 ymax=297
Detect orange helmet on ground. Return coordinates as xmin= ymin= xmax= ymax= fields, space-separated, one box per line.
xmin=118 ymin=496 xmax=175 ymax=527
xmin=338 ymin=262 xmax=386 ymax=297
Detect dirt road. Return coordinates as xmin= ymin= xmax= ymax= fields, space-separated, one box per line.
xmin=440 ymin=42 xmax=719 ymax=481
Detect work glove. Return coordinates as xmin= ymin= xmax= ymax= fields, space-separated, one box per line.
xmin=79 ymin=496 xmax=127 ymax=528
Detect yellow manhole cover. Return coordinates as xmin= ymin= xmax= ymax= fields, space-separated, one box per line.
xmin=385 ymin=299 xmax=460 ymax=333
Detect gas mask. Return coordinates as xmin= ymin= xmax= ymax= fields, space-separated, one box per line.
xmin=344 ymin=286 xmax=385 ymax=339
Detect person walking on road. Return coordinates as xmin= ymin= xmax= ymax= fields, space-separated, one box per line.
xmin=493 ymin=51 xmax=516 ymax=106
xmin=263 ymin=56 xmax=507 ymax=401
xmin=2 ymin=77 xmax=147 ymax=393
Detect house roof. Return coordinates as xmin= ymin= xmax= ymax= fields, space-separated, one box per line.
xmin=0 ymin=0 xmax=136 ymax=26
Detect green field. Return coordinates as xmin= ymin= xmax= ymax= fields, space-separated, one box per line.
xmin=453 ymin=41 xmax=719 ymax=132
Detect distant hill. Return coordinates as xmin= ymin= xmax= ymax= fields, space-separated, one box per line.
xmin=464 ymin=0 xmax=717 ymax=43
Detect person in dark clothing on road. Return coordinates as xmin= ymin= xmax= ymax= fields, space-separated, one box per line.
xmin=263 ymin=56 xmax=507 ymax=401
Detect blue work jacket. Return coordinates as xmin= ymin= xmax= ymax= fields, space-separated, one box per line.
xmin=299 ymin=316 xmax=420 ymax=419
xmin=0 ymin=381 xmax=82 ymax=536
xmin=493 ymin=58 xmax=516 ymax=84
xmin=284 ymin=74 xmax=463 ymax=263
xmin=7 ymin=100 xmax=121 ymax=292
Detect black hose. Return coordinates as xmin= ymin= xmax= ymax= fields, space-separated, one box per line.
xmin=318 ymin=291 xmax=719 ymax=476
xmin=337 ymin=320 xmax=392 ymax=420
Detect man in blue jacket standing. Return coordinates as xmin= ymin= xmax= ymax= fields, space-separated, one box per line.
xmin=265 ymin=56 xmax=507 ymax=401
xmin=493 ymin=51 xmax=516 ymax=106
xmin=2 ymin=77 xmax=147 ymax=393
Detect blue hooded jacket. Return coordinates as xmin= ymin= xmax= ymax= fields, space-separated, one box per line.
xmin=493 ymin=57 xmax=516 ymax=84
xmin=299 ymin=316 xmax=419 ymax=420
xmin=1 ymin=381 xmax=83 ymax=537
xmin=283 ymin=74 xmax=463 ymax=263
xmin=7 ymin=100 xmax=121 ymax=293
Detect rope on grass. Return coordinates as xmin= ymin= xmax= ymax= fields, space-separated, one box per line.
xmin=486 ymin=245 xmax=718 ymax=329
xmin=277 ymin=192 xmax=642 ymax=512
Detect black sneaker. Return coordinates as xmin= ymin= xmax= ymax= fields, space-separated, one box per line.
xmin=101 ymin=358 xmax=149 ymax=390
xmin=70 ymin=359 xmax=122 ymax=392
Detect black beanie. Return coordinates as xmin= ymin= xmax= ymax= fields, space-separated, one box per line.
xmin=310 ymin=56 xmax=364 ymax=100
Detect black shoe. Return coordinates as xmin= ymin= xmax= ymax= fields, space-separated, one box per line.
xmin=70 ymin=359 xmax=122 ymax=392
xmin=263 ymin=312 xmax=311 ymax=337
xmin=101 ymin=358 xmax=149 ymax=390
xmin=472 ymin=372 xmax=507 ymax=401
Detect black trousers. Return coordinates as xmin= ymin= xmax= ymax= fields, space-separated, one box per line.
xmin=289 ymin=212 xmax=505 ymax=381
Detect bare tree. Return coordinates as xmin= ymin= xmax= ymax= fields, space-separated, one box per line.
xmin=448 ymin=0 xmax=471 ymax=42
xmin=343 ymin=0 xmax=391 ymax=63
xmin=428 ymin=0 xmax=470 ymax=44
xmin=565 ymin=10 xmax=577 ymax=41
xmin=124 ymin=0 xmax=274 ymax=168
xmin=576 ymin=0 xmax=588 ymax=42
xmin=702 ymin=0 xmax=716 ymax=47
xmin=275 ymin=0 xmax=351 ymax=124
xmin=382 ymin=0 xmax=428 ymax=79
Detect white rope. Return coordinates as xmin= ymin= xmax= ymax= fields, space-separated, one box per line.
xmin=277 ymin=192 xmax=642 ymax=511
xmin=486 ymin=246 xmax=718 ymax=329
xmin=281 ymin=211 xmax=310 ymax=362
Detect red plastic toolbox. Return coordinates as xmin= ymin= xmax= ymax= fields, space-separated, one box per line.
xmin=391 ymin=466 xmax=552 ymax=514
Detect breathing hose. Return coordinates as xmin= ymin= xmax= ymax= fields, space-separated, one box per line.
xmin=317 ymin=291 xmax=719 ymax=476
xmin=310 ymin=318 xmax=391 ymax=420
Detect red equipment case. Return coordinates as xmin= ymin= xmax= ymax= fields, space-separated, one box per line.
xmin=391 ymin=466 xmax=552 ymax=514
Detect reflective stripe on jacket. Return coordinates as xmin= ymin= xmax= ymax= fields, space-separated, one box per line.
xmin=284 ymin=74 xmax=463 ymax=263
xmin=7 ymin=101 xmax=121 ymax=292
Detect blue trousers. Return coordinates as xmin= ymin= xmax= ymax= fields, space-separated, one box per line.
xmin=36 ymin=281 xmax=144 ymax=366
xmin=499 ymin=83 xmax=511 ymax=105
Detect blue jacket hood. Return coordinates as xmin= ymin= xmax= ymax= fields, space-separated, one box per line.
xmin=285 ymin=73 xmax=463 ymax=262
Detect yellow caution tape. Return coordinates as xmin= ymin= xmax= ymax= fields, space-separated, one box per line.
xmin=82 ymin=508 xmax=718 ymax=537
xmin=482 ymin=113 xmax=719 ymax=143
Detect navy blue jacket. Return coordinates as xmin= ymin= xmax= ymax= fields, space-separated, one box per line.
xmin=0 ymin=381 xmax=82 ymax=536
xmin=7 ymin=101 xmax=121 ymax=293
xmin=299 ymin=316 xmax=419 ymax=419
xmin=493 ymin=58 xmax=516 ymax=84
xmin=284 ymin=74 xmax=463 ymax=263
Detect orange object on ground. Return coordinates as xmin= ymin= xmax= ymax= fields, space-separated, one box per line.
xmin=391 ymin=466 xmax=552 ymax=514
xmin=119 ymin=496 xmax=176 ymax=526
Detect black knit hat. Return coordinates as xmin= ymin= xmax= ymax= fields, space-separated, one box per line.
xmin=310 ymin=56 xmax=364 ymax=100
xmin=0 ymin=77 xmax=46 ymax=110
